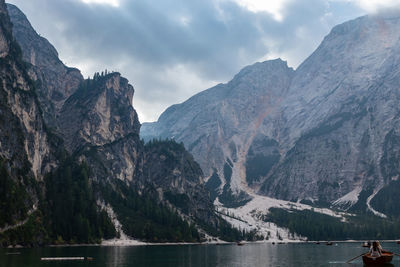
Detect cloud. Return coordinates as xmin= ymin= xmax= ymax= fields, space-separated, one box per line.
xmin=81 ymin=0 xmax=120 ymax=7
xmin=352 ymin=0 xmax=400 ymax=13
xmin=6 ymin=0 xmax=366 ymax=122
xmin=230 ymin=0 xmax=292 ymax=21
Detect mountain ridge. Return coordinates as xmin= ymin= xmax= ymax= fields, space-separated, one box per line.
xmin=141 ymin=13 xmax=400 ymax=216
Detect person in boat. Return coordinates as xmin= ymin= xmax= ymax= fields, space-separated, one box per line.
xmin=369 ymin=241 xmax=382 ymax=257
xmin=376 ymin=241 xmax=390 ymax=254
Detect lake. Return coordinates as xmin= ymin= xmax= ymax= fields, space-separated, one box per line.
xmin=1 ymin=242 xmax=399 ymax=267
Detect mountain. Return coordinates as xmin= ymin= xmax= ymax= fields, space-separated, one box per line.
xmin=0 ymin=2 xmax=245 ymax=246
xmin=259 ymin=14 xmax=400 ymax=209
xmin=143 ymin=59 xmax=295 ymax=207
xmin=141 ymin=13 xmax=400 ymax=219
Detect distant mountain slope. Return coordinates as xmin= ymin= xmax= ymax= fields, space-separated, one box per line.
xmin=260 ymin=14 xmax=400 ymax=209
xmin=141 ymin=13 xmax=400 ymax=216
xmin=143 ymin=59 xmax=294 ymax=207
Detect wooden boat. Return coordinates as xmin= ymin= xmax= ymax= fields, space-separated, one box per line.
xmin=236 ymin=242 xmax=244 ymax=246
xmin=362 ymin=252 xmax=393 ymax=265
xmin=326 ymin=241 xmax=333 ymax=246
xmin=41 ymin=257 xmax=85 ymax=261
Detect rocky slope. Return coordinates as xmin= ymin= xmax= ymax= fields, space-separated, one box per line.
xmin=0 ymin=1 xmax=55 ymax=188
xmin=143 ymin=140 xmax=216 ymax=224
xmin=143 ymin=59 xmax=295 ymax=207
xmin=7 ymin=4 xmax=83 ymax=130
xmin=0 ymin=0 xmax=55 ymax=231
xmin=142 ymin=13 xmax=400 ymax=216
xmin=260 ymin=14 xmax=400 ymax=209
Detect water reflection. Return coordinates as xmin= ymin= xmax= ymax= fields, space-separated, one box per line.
xmin=106 ymin=246 xmax=131 ymax=267
xmin=1 ymin=242 xmax=400 ymax=267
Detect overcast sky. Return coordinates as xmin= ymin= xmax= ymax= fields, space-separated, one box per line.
xmin=6 ymin=0 xmax=400 ymax=122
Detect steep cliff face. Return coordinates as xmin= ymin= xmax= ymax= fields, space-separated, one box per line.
xmin=7 ymin=3 xmax=141 ymax=184
xmin=0 ymin=1 xmax=55 ymax=180
xmin=59 ymin=73 xmax=139 ymax=152
xmin=142 ymin=13 xmax=400 ymax=214
xmin=59 ymin=72 xmax=144 ymax=187
xmin=7 ymin=4 xmax=83 ymax=130
xmin=0 ymin=0 xmax=55 ymax=230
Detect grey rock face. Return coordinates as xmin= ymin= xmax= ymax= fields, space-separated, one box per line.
xmin=142 ymin=59 xmax=295 ymax=205
xmin=7 ymin=4 xmax=83 ymax=129
xmin=59 ymin=73 xmax=139 ymax=153
xmin=0 ymin=1 xmax=53 ymax=180
xmin=60 ymin=72 xmax=145 ymax=188
xmin=0 ymin=0 xmax=56 ymax=226
xmin=261 ymin=14 xmax=400 ymax=204
xmin=142 ymin=13 xmax=400 ymax=210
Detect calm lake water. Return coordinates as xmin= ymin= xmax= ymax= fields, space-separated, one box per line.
xmin=1 ymin=242 xmax=400 ymax=267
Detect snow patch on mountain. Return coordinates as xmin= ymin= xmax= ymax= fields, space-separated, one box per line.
xmin=98 ymin=201 xmax=146 ymax=246
xmin=332 ymin=186 xmax=362 ymax=208
xmin=366 ymin=186 xmax=387 ymax=218
xmin=215 ymin=194 xmax=351 ymax=240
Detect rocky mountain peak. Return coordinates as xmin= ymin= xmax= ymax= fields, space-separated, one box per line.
xmin=59 ymin=72 xmax=140 ymax=152
xmin=293 ymin=13 xmax=400 ymax=95
xmin=141 ymin=58 xmax=295 ymax=207
xmin=145 ymin=58 xmax=294 ymax=139
xmin=104 ymin=72 xmax=134 ymax=104
xmin=280 ymin=13 xmax=400 ymax=146
xmin=7 ymin=4 xmax=60 ymax=67
xmin=233 ymin=58 xmax=291 ymax=82
xmin=259 ymin=13 xmax=400 ymax=206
